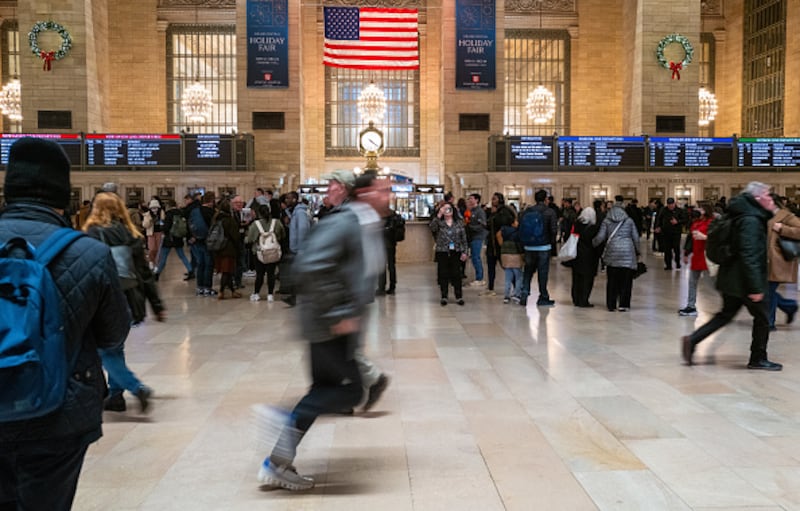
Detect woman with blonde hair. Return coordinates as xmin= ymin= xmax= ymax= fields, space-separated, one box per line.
xmin=83 ymin=192 xmax=164 ymax=413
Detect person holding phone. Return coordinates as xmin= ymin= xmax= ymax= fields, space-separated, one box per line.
xmin=430 ymin=204 xmax=468 ymax=306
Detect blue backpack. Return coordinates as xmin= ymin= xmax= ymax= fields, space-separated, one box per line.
xmin=519 ymin=207 xmax=547 ymax=246
xmin=0 ymin=228 xmax=83 ymax=422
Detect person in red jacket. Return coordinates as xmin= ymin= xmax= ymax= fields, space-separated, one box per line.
xmin=678 ymin=204 xmax=715 ymax=316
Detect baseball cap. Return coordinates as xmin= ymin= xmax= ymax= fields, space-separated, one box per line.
xmin=321 ymin=170 xmax=356 ymax=189
xmin=666 ymin=197 xmax=675 ymax=204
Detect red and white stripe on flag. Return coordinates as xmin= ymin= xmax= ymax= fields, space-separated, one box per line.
xmin=323 ymin=7 xmax=419 ymax=70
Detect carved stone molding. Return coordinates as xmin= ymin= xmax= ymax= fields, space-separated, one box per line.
xmin=701 ymin=0 xmax=722 ymax=16
xmin=505 ymin=0 xmax=576 ymax=14
xmin=323 ymin=0 xmax=423 ymax=8
xmin=158 ymin=0 xmax=235 ymax=7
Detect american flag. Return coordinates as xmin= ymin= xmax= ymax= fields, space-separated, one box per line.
xmin=323 ymin=7 xmax=419 ymax=70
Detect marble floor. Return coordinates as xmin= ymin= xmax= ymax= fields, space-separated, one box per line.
xmin=74 ymin=242 xmax=800 ymax=511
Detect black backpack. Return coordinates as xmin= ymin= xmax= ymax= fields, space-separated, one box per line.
xmin=705 ymin=214 xmax=735 ymax=264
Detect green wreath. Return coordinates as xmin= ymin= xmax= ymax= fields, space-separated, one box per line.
xmin=656 ymin=33 xmax=693 ymax=69
xmin=28 ymin=21 xmax=72 ymax=67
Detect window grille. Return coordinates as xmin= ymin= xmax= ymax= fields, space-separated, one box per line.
xmin=742 ymin=0 xmax=785 ymax=137
xmin=1 ymin=20 xmax=20 ymax=133
xmin=504 ymin=29 xmax=570 ymax=136
xmin=325 ymin=68 xmax=420 ymax=157
xmin=167 ymin=24 xmax=237 ymax=134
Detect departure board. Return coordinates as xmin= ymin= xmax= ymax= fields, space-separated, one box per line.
xmin=85 ymin=134 xmax=182 ymax=167
xmin=184 ymin=134 xmax=233 ymax=168
xmin=738 ymin=138 xmax=800 ymax=167
xmin=558 ymin=136 xmax=646 ymax=168
xmin=649 ymin=137 xmax=734 ymax=168
xmin=508 ymin=136 xmax=554 ymax=169
xmin=0 ymin=133 xmax=82 ymax=168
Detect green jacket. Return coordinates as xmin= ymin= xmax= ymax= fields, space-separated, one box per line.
xmin=716 ymin=193 xmax=772 ymax=298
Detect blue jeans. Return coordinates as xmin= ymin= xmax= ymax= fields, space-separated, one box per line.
xmin=156 ymin=245 xmax=192 ymax=274
xmin=100 ymin=345 xmax=143 ymax=396
xmin=191 ymin=242 xmax=213 ymax=289
xmin=470 ymin=238 xmax=484 ymax=281
xmin=504 ymin=267 xmax=522 ymax=298
xmin=521 ymin=250 xmax=551 ymax=301
xmin=768 ymin=281 xmax=798 ymax=328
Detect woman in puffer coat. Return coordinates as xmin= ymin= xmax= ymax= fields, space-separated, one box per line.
xmin=593 ymin=199 xmax=640 ymax=311
xmin=766 ymin=194 xmax=800 ymax=330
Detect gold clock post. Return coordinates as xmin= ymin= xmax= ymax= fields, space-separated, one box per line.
xmin=358 ymin=121 xmax=385 ymax=173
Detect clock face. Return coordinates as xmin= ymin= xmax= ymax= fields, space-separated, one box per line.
xmin=360 ymin=130 xmax=383 ymax=152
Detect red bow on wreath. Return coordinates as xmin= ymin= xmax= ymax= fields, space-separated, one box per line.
xmin=40 ymin=51 xmax=56 ymax=71
xmin=669 ymin=61 xmax=682 ymax=80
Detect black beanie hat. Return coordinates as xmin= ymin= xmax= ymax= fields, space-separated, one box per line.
xmin=4 ymin=137 xmax=71 ymax=209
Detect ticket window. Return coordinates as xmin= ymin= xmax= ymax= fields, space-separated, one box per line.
xmin=648 ymin=186 xmax=666 ymax=204
xmin=730 ymin=185 xmax=744 ymax=198
xmin=590 ymin=186 xmax=609 ymax=203
xmin=218 ymin=187 xmax=237 ymax=200
xmin=562 ymin=186 xmax=581 ymax=206
xmin=187 ymin=187 xmax=206 ymax=199
xmin=504 ymin=186 xmax=523 ymax=213
xmin=69 ymin=188 xmax=82 ymax=216
xmin=156 ymin=187 xmax=175 ymax=206
xmin=619 ymin=186 xmax=637 ymax=203
xmin=674 ymin=186 xmax=692 ymax=208
xmin=786 ymin=186 xmax=800 ymax=205
xmin=125 ymin=187 xmax=144 ymax=209
xmin=703 ymin=187 xmax=721 ymax=202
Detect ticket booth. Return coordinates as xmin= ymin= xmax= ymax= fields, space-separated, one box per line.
xmin=785 ymin=186 xmax=800 ymax=203
xmin=703 ymin=186 xmax=721 ymax=202
xmin=218 ymin=186 xmax=237 ymax=199
xmin=124 ymin=187 xmax=144 ymax=208
xmin=562 ymin=186 xmax=581 ymax=205
xmin=187 ymin=186 xmax=206 ymax=198
xmin=590 ymin=185 xmax=609 ymax=203
xmin=730 ymin=185 xmax=745 ymax=198
xmin=619 ymin=186 xmax=637 ymax=202
xmin=648 ymin=186 xmax=666 ymax=204
xmin=156 ymin=187 xmax=176 ymax=205
xmin=392 ymin=183 xmax=415 ymax=219
xmin=674 ymin=185 xmax=693 ymax=208
xmin=69 ymin=188 xmax=82 ymax=215
xmin=504 ymin=185 xmax=523 ymax=213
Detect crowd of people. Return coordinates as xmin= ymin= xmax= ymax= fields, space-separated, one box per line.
xmin=2 ymin=135 xmax=799 ymax=506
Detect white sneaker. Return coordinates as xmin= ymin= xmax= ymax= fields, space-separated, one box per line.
xmin=250 ymin=293 xmax=261 ymax=302
xmin=244 ymin=270 xmax=257 ymax=277
xmin=257 ymin=461 xmax=314 ymax=491
xmin=469 ymin=280 xmax=486 ymax=287
xmin=267 ymin=294 xmax=274 ymax=302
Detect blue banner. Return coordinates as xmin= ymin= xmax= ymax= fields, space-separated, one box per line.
xmin=247 ymin=0 xmax=289 ymax=88
xmin=456 ymin=0 xmax=496 ymax=90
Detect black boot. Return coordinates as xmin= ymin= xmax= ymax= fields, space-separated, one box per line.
xmin=104 ymin=393 xmax=126 ymax=412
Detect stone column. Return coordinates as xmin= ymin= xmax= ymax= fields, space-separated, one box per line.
xmin=623 ymin=0 xmax=701 ymax=136
xmin=18 ymin=0 xmax=109 ymax=132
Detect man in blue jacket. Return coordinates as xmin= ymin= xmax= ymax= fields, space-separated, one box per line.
xmin=0 ymin=137 xmax=132 ymax=509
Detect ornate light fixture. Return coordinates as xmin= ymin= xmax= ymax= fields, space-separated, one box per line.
xmin=698 ymin=87 xmax=718 ymax=127
xmin=181 ymin=80 xmax=212 ymax=124
xmin=357 ymin=82 xmax=387 ymax=126
xmin=526 ymin=84 xmax=556 ymax=124
xmin=0 ymin=78 xmax=22 ymax=121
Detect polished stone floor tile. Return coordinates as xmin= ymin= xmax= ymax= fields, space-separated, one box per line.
xmin=72 ymin=247 xmax=800 ymax=509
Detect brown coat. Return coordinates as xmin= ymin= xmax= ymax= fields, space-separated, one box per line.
xmin=767 ymin=208 xmax=800 ymax=283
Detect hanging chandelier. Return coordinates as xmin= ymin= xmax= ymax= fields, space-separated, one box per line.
xmin=526 ymin=85 xmax=556 ymax=125
xmin=0 ymin=78 xmax=22 ymax=121
xmin=698 ymin=87 xmax=718 ymax=127
xmin=181 ymin=80 xmax=213 ymax=124
xmin=357 ymin=82 xmax=387 ymax=126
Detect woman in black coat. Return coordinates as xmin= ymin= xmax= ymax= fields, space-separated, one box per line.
xmin=570 ymin=206 xmax=601 ymax=307
xmin=154 ymin=200 xmax=193 ymax=279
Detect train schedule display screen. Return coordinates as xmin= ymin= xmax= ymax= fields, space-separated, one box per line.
xmin=738 ymin=138 xmax=800 ymax=167
xmin=0 ymin=133 xmax=82 ymax=168
xmin=508 ymin=136 xmax=554 ymax=169
xmin=649 ymin=137 xmax=734 ymax=168
xmin=558 ymin=136 xmax=646 ymax=169
xmin=184 ymin=134 xmax=233 ymax=168
xmin=85 ymin=134 xmax=181 ymax=168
